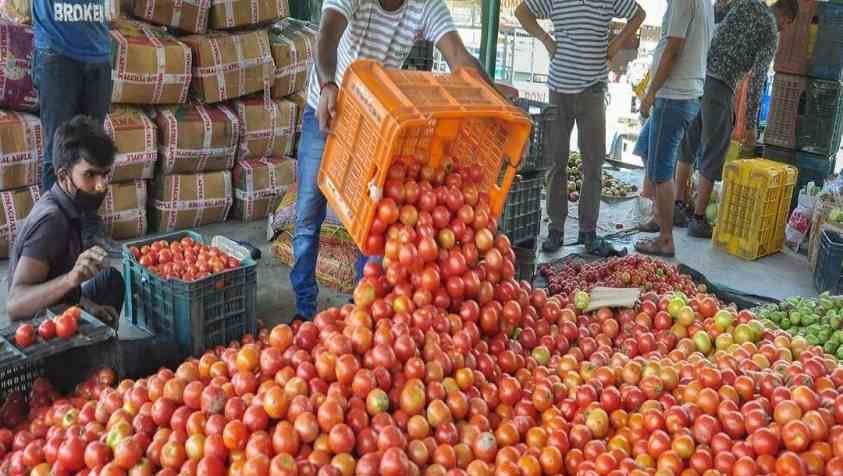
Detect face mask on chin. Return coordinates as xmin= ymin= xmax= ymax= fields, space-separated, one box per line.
xmin=60 ymin=171 xmax=106 ymax=212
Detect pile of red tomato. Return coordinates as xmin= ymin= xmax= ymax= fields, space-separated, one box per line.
xmin=1 ymin=155 xmax=843 ymax=476
xmin=128 ymin=237 xmax=241 ymax=283
xmin=13 ymin=306 xmax=81 ymax=349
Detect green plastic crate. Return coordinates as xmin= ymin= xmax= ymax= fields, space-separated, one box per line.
xmin=122 ymin=230 xmax=257 ymax=357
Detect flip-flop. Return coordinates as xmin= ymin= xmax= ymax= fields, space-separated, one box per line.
xmin=634 ymin=238 xmax=675 ymax=258
xmin=638 ymin=221 xmax=660 ymax=233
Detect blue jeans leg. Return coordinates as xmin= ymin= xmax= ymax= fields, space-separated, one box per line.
xmin=289 ymin=107 xmax=328 ymax=318
xmin=34 ymin=49 xmax=112 ymax=192
xmin=646 ymin=98 xmax=700 ymax=184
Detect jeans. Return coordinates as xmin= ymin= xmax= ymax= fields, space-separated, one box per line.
xmin=634 ymin=98 xmax=700 ymax=184
xmin=32 ymin=48 xmax=113 ymax=191
xmin=82 ymin=267 xmax=125 ymax=314
xmin=545 ymin=83 xmax=607 ymax=234
xmin=291 ymin=107 xmax=368 ymax=318
xmin=678 ymin=77 xmax=735 ymax=182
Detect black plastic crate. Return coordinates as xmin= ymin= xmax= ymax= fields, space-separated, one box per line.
xmin=402 ymin=41 xmax=434 ymax=71
xmin=797 ymin=79 xmax=843 ymax=156
xmin=814 ymin=227 xmax=843 ymax=293
xmin=0 ymin=360 xmax=45 ymax=401
xmin=513 ymin=240 xmax=537 ymax=284
xmin=499 ymin=171 xmax=543 ymax=245
xmin=765 ymin=145 xmax=836 ymax=209
xmin=123 ymin=230 xmax=258 ymax=357
xmin=515 ymin=98 xmax=556 ymax=172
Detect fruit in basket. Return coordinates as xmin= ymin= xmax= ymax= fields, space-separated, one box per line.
xmin=14 ymin=323 xmax=34 ymax=348
xmin=129 ymin=238 xmax=241 ymax=282
xmin=37 ymin=320 xmax=56 ymax=341
xmin=562 ymin=152 xmax=638 ymax=198
xmin=54 ymin=313 xmax=77 ymax=340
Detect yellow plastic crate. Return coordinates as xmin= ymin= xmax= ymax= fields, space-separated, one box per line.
xmin=713 ymin=159 xmax=798 ymax=260
xmin=319 ymin=60 xmax=532 ymax=255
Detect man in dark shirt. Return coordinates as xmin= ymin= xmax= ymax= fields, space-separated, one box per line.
xmin=674 ymin=0 xmax=798 ymax=238
xmin=6 ymin=116 xmax=179 ymax=391
xmin=7 ymin=116 xmax=122 ymax=323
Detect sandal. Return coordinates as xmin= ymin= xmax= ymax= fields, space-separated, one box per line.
xmin=638 ymin=221 xmax=660 ymax=233
xmin=587 ymin=237 xmax=628 ymax=258
xmin=634 ymin=238 xmax=675 ymax=258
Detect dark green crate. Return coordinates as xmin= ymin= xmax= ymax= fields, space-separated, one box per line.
xmin=797 ymin=79 xmax=843 ymax=156
xmin=402 ymin=41 xmax=434 ymax=72
xmin=764 ymin=145 xmax=836 ymax=209
xmin=515 ymin=98 xmax=556 ymax=172
xmin=499 ymin=171 xmax=543 ymax=245
xmin=122 ymin=230 xmax=258 ymax=358
xmin=809 ymin=2 xmax=843 ymax=81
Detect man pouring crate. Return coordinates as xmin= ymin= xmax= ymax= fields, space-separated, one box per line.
xmin=290 ymin=0 xmax=513 ymax=321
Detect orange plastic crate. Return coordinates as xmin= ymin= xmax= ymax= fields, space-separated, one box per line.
xmin=319 ymin=60 xmax=532 ymax=255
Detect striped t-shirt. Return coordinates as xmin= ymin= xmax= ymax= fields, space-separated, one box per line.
xmin=306 ymin=0 xmax=457 ymax=109
xmin=525 ymin=0 xmax=639 ymax=94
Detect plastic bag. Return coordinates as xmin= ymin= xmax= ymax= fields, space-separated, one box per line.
xmin=632 ymin=196 xmax=655 ymax=227
xmin=785 ymin=204 xmax=812 ymax=251
xmin=785 ymin=182 xmax=820 ymax=252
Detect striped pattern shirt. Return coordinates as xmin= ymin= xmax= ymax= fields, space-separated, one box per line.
xmin=306 ymin=0 xmax=456 ymax=108
xmin=525 ymin=0 xmax=639 ymax=94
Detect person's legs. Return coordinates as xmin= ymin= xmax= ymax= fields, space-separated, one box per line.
xmin=635 ymin=98 xmax=700 ymax=256
xmin=689 ymin=78 xmax=734 ymax=238
xmin=81 ymin=267 xmax=126 ymax=314
xmin=576 ymin=83 xmax=607 ymax=238
xmin=77 ymin=61 xmax=118 ymax=251
xmin=35 ymin=50 xmax=83 ymax=192
xmin=290 ymin=107 xmax=328 ymax=319
xmin=675 ymin=104 xmax=703 ymax=227
xmin=633 ymin=118 xmax=660 ymax=232
xmin=543 ymin=91 xmax=576 ymax=252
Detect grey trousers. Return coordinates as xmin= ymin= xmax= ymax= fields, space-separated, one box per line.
xmin=545 ymin=83 xmax=607 ymax=234
xmin=678 ymin=76 xmax=735 ymax=182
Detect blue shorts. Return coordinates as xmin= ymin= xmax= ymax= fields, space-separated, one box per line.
xmin=634 ymin=97 xmax=700 ymax=184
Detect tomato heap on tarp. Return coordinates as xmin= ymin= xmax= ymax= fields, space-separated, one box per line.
xmin=1 ymin=154 xmax=843 ymax=476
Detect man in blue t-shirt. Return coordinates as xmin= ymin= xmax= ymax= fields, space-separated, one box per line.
xmin=32 ymin=0 xmax=113 ymax=193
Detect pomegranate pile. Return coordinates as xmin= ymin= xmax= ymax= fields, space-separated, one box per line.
xmin=539 ymin=256 xmax=700 ymax=298
xmin=1 ymin=156 xmax=843 ymax=476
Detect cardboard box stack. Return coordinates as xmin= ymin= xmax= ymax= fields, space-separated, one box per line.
xmin=763 ymin=0 xmax=843 ymax=200
xmin=0 ymin=0 xmax=317 ymax=256
xmin=0 ymin=111 xmax=43 ymax=257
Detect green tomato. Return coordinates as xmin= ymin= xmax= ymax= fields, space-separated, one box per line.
xmin=574 ymin=290 xmax=590 ymax=311
xmin=824 ymin=341 xmax=838 ymax=354
xmin=837 ymin=345 xmax=843 ymax=360
xmin=781 ymin=318 xmax=792 ymax=330
xmin=807 ymin=334 xmax=820 ymax=346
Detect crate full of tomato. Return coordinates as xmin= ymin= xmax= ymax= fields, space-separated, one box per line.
xmin=123 ymin=231 xmax=258 ymax=357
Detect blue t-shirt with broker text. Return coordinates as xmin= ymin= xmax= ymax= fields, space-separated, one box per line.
xmin=33 ymin=0 xmax=111 ymax=63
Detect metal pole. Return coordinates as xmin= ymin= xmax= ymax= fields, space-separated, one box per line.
xmin=479 ymin=0 xmax=500 ymax=79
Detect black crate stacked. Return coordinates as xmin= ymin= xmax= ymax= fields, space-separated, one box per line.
xmin=499 ymin=98 xmax=557 ymax=279
xmin=764 ymin=0 xmax=843 ymax=208
xmin=402 ymin=41 xmax=435 ymax=71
